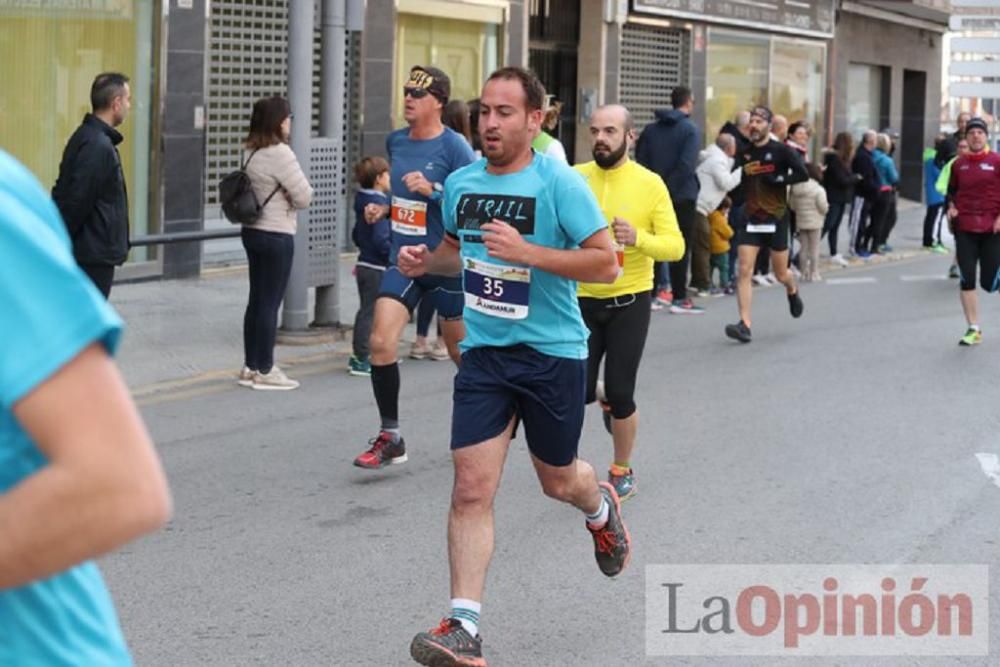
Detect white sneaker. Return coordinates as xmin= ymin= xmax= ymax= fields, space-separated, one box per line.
xmin=765 ymin=272 xmax=778 ymax=285
xmin=430 ymin=339 xmax=450 ymax=361
xmin=252 ymin=366 xmax=299 ymax=391
xmin=409 ymin=339 xmax=431 ymax=360
xmin=237 ymin=366 xmax=255 ymax=387
xmin=752 ymin=275 xmax=770 ymax=287
xmin=832 ymin=254 xmax=849 ymax=267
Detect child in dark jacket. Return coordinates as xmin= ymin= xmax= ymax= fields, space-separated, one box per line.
xmin=349 ymin=156 xmax=391 ymax=377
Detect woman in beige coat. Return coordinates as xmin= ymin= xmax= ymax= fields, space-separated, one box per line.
xmin=237 ymin=96 xmax=313 ymax=390
xmin=789 ymin=162 xmax=829 ymax=282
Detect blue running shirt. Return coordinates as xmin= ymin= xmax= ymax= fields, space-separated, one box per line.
xmin=0 ymin=150 xmax=131 ymax=666
xmin=443 ymin=153 xmax=606 ymax=359
xmin=386 ymin=127 xmax=476 ymax=263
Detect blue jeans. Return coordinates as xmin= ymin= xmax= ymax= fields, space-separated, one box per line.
xmin=822 ymin=200 xmax=847 ymax=256
xmin=242 ymin=227 xmax=294 ymax=373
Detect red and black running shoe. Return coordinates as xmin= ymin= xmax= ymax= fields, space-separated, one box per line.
xmin=410 ymin=618 xmax=486 ymax=667
xmin=353 ymin=432 xmax=407 ymax=469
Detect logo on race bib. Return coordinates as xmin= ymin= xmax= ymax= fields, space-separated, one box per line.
xmin=391 ymin=196 xmax=428 ymax=236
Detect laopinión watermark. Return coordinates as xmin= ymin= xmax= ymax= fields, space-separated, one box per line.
xmin=645 ymin=565 xmax=988 ymax=656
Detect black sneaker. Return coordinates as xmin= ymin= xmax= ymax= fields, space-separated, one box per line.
xmin=788 ymin=291 xmax=804 ymax=318
xmin=410 ymin=618 xmax=486 ymax=667
xmin=725 ymin=320 xmax=752 ymax=343
xmin=587 ymin=481 xmax=631 ymax=577
xmin=353 ymin=432 xmax=407 ymax=469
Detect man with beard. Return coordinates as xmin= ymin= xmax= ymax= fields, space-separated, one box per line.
xmin=725 ymin=106 xmax=808 ymax=344
xmin=399 ymin=67 xmax=628 ymax=667
xmin=575 ymin=104 xmax=684 ymax=501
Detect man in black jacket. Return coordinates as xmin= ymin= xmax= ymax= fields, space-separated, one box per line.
xmin=848 ymin=130 xmax=880 ymax=258
xmin=636 ymin=85 xmax=703 ymax=314
xmin=52 ymin=72 xmax=132 ymax=298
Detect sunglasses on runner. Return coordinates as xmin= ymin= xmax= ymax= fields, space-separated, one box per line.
xmin=403 ymin=87 xmax=430 ymax=99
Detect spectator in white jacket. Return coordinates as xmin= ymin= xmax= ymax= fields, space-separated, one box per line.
xmin=691 ymin=134 xmax=742 ymax=293
xmin=789 ymin=162 xmax=829 ymax=282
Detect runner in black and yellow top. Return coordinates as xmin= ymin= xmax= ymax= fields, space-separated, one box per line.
xmin=725 ymin=105 xmax=808 ymax=344
xmin=576 ymin=105 xmax=685 ymax=501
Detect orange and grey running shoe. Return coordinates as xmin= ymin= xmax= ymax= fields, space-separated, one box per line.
xmin=587 ymin=481 xmax=632 ymax=577
xmin=410 ymin=618 xmax=486 ymax=667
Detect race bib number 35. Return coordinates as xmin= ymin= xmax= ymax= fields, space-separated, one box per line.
xmin=463 ymin=258 xmax=531 ymax=320
xmin=391 ymin=196 xmax=428 ymax=236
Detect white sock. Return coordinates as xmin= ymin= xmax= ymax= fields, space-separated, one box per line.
xmin=970 ymin=324 xmax=981 ymax=332
xmin=450 ymin=598 xmax=481 ymax=636
xmin=585 ymin=496 xmax=609 ymax=529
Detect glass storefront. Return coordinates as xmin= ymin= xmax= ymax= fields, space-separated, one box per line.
xmin=0 ymin=0 xmax=156 ymax=261
xmin=705 ymin=32 xmax=769 ymax=140
xmin=706 ymin=30 xmax=826 ymax=157
xmin=847 ymin=63 xmax=887 ymax=142
xmin=394 ymin=3 xmax=503 ymax=126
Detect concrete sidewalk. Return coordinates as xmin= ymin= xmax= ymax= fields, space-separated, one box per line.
xmin=113 ymin=199 xmax=942 ymax=393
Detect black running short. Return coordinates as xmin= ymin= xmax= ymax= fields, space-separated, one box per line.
xmin=955 ymin=230 xmax=1000 ymax=292
xmin=579 ymin=292 xmax=651 ymax=420
xmin=736 ymin=216 xmax=789 ymax=252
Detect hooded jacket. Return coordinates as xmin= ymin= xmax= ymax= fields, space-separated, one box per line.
xmin=695 ymin=144 xmax=742 ymax=215
xmin=924 ymin=148 xmax=945 ymax=207
xmin=635 ymin=108 xmax=701 ymax=203
xmin=51 ymin=114 xmax=130 ymax=266
xmin=873 ymin=149 xmax=899 ymax=190
xmin=851 ymin=145 xmax=880 ymax=201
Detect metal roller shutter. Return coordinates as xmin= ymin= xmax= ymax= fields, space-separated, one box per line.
xmin=205 ymin=0 xmax=322 ymax=212
xmin=619 ymin=22 xmax=690 ymax=134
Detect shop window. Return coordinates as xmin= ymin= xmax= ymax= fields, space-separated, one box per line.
xmin=770 ymin=39 xmax=825 ymax=157
xmin=705 ymin=32 xmax=769 ymax=142
xmin=847 ymin=63 xmax=891 ymax=142
xmin=0 ymin=1 xmax=156 ymax=262
xmin=394 ymin=12 xmax=502 ymax=126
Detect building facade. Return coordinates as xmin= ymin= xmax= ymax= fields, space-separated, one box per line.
xmin=831 ymin=1 xmax=949 ymax=200
xmin=2 ymin=0 xmax=951 ymax=284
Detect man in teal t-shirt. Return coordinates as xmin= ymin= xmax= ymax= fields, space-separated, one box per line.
xmin=0 ymin=150 xmax=171 ymax=665
xmin=398 ymin=67 xmax=632 ymax=667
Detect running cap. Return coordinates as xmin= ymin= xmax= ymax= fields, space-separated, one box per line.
xmin=965 ymin=117 xmax=989 ymax=135
xmin=749 ymin=105 xmax=773 ymax=123
xmin=406 ymin=66 xmax=450 ymax=104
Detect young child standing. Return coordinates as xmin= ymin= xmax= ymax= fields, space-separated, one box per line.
xmin=789 ymin=162 xmax=829 ymax=282
xmin=709 ymin=197 xmax=735 ymax=295
xmin=349 ymin=156 xmax=391 ymax=376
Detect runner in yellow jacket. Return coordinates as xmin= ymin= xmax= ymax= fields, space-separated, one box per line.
xmin=576 ymin=104 xmax=685 ymax=500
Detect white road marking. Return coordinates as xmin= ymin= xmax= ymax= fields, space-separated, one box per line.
xmin=901 ymin=274 xmax=949 ymax=282
xmin=825 ymin=277 xmax=878 ymax=285
xmin=975 ymin=453 xmax=1000 ymax=488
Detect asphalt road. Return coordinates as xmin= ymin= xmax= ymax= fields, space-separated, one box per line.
xmin=102 ymin=252 xmax=1000 ymax=666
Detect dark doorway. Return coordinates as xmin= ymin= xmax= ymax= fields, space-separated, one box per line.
xmin=529 ymin=0 xmax=580 ymax=162
xmin=900 ymin=69 xmax=927 ymax=201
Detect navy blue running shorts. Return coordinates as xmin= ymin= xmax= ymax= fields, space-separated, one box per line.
xmin=451 ymin=345 xmax=586 ymax=467
xmin=378 ymin=265 xmax=464 ymax=319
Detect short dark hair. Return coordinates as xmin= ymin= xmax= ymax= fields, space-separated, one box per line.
xmin=670 ymin=86 xmax=692 ymax=109
xmin=354 ymin=156 xmax=390 ymax=189
xmin=246 ymin=96 xmax=291 ymax=150
xmin=486 ymin=66 xmax=546 ymax=112
xmin=91 ymin=72 xmax=129 ymax=111
xmin=788 ymin=121 xmax=810 ymax=137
